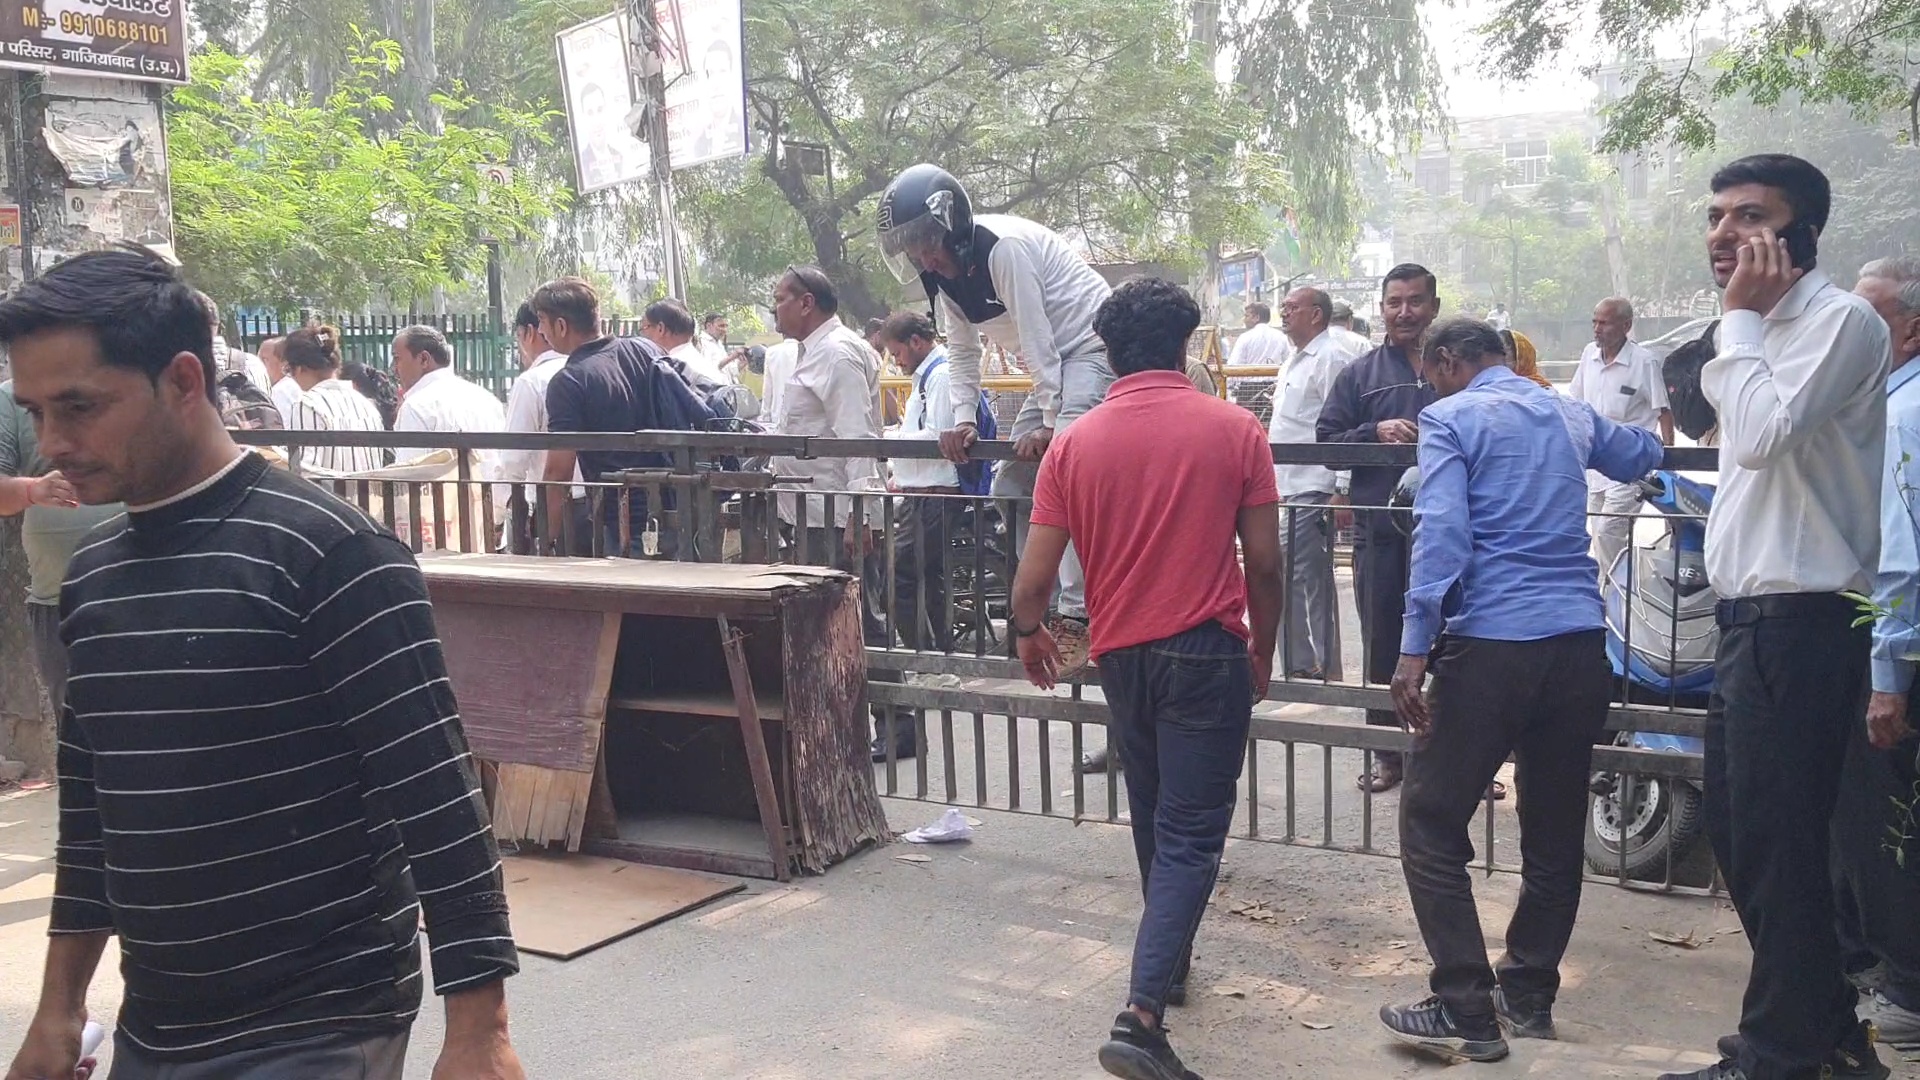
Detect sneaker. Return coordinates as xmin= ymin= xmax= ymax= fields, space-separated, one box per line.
xmin=1049 ymin=614 xmax=1092 ymax=677
xmin=1378 ymin=996 xmax=1509 ymax=1062
xmin=1711 ymin=1022 xmax=1889 ymax=1080
xmin=1861 ymin=991 xmax=1920 ymax=1049
xmin=1658 ymin=1062 xmax=1747 ymax=1080
xmin=1492 ymin=987 xmax=1556 ymax=1040
xmin=1097 ymin=1011 xmax=1200 ymax=1080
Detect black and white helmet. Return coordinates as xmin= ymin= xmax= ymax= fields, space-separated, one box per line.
xmin=877 ymin=163 xmax=974 ymax=284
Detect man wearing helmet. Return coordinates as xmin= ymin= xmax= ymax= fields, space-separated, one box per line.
xmin=878 ymin=163 xmax=1117 ymax=674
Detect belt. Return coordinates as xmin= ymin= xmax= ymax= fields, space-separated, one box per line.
xmin=899 ymin=486 xmax=963 ymax=495
xmin=1715 ymin=592 xmax=1863 ymax=627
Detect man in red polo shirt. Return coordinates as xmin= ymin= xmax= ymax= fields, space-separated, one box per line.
xmin=1014 ymin=276 xmax=1283 ymax=1080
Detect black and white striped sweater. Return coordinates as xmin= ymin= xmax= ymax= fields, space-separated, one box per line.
xmin=52 ymin=451 xmax=516 ymax=1061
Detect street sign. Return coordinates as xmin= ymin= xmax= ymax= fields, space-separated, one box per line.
xmin=0 ymin=0 xmax=189 ymax=84
xmin=0 ymin=205 xmax=20 ymax=247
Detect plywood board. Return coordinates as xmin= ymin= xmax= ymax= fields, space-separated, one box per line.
xmin=501 ymin=853 xmax=743 ymax=960
xmin=419 ymin=551 xmax=849 ymax=600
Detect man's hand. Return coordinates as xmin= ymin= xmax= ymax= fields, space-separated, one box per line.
xmin=6 ymin=1010 xmax=83 ymax=1080
xmin=1330 ymin=493 xmax=1353 ymax=532
xmin=1013 ymin=427 xmax=1054 ymax=461
xmin=1016 ymin=623 xmax=1062 ymax=690
xmin=433 ymin=983 xmax=524 ymax=1080
xmin=1867 ymin=691 xmax=1914 ymax=751
xmin=29 ymin=473 xmax=78 ymax=509
xmin=1376 ymin=419 xmax=1418 ymax=444
xmin=1390 ymin=654 xmax=1431 ymax=735
xmin=1250 ymin=644 xmax=1272 ymax=704
xmin=938 ymin=423 xmax=978 ymax=464
xmin=843 ymin=527 xmax=878 ymax=559
xmin=1723 ymin=229 xmax=1805 ymax=315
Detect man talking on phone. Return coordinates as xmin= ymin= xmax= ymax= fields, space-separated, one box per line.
xmin=1661 ymin=155 xmax=1893 ymax=1080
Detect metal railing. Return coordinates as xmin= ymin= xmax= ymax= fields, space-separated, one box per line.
xmin=232 ymin=428 xmax=1721 ymax=895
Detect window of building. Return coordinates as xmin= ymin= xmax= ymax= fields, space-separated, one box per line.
xmin=1503 ymin=139 xmax=1551 ymax=186
xmin=1415 ymin=155 xmax=1451 ymax=197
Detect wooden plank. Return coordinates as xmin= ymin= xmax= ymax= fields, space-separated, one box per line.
xmin=566 ymin=611 xmax=623 ymax=852
xmin=607 ymin=690 xmax=785 ymax=721
xmin=437 ymin=602 xmax=607 ymax=772
xmin=544 ymin=772 xmax=580 ymax=847
xmin=501 ymin=853 xmax=743 ymax=960
xmin=523 ymin=769 xmax=554 ymax=845
xmin=492 ymin=764 xmax=530 ymax=842
xmin=718 ymin=615 xmax=791 ymax=882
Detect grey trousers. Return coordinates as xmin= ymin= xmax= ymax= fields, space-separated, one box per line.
xmin=28 ymin=601 xmax=66 ymax=718
xmin=109 ymin=1027 xmax=409 ymax=1079
xmin=1278 ymin=493 xmax=1343 ymax=679
xmin=992 ymin=349 xmax=1115 ymax=621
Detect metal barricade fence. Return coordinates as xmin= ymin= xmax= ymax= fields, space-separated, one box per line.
xmin=232 ymin=429 xmax=1719 ymax=896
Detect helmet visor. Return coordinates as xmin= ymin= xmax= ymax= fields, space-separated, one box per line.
xmin=878 ymin=212 xmax=950 ymax=285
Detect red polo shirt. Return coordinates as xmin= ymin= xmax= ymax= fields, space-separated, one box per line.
xmin=1030 ymin=370 xmax=1278 ymax=658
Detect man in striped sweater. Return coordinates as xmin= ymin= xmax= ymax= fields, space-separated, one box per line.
xmin=2 ymin=248 xmax=522 ymax=1080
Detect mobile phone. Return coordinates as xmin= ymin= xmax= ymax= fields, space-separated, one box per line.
xmin=1780 ymin=222 xmax=1818 ymax=270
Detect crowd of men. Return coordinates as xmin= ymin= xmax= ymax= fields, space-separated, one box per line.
xmin=2 ymin=150 xmax=1919 ymax=1080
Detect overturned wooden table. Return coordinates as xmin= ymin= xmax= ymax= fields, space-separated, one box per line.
xmin=418 ymin=553 xmax=889 ymax=880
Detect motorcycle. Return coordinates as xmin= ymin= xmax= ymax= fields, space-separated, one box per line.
xmin=1585 ymin=469 xmax=1717 ymax=879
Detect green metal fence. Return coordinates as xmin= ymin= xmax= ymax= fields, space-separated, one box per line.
xmin=230 ymin=312 xmax=652 ymax=399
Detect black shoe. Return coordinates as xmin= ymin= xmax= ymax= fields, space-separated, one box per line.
xmin=1714 ymin=1022 xmax=1890 ymax=1079
xmin=1378 ymin=996 xmax=1509 ymax=1062
xmin=1658 ymin=1062 xmax=1747 ymax=1080
xmin=1097 ymin=1011 xmax=1200 ymax=1080
xmin=1492 ymin=987 xmax=1555 ymax=1040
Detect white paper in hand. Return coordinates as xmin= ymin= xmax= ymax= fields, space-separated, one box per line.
xmin=900 ymin=807 xmax=974 ymax=844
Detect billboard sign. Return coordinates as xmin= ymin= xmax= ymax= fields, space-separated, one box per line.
xmin=556 ymin=11 xmax=650 ymax=194
xmin=0 ymin=0 xmax=188 ymax=84
xmin=658 ymin=0 xmax=746 ymax=170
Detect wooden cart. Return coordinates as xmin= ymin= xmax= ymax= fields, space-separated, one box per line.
xmin=418 ymin=554 xmax=890 ymax=880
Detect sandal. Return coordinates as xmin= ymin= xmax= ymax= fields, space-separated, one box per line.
xmin=1357 ymin=759 xmax=1404 ymax=793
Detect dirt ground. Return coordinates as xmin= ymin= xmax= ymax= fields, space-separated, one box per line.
xmin=4 ymin=782 xmax=1915 ymax=1080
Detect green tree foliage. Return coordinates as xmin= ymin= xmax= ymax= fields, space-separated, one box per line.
xmin=1479 ymin=0 xmax=1920 ymax=151
xmin=167 ymin=40 xmax=567 ymax=311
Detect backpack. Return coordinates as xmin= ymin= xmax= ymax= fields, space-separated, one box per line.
xmin=916 ymin=354 xmax=996 ymax=496
xmin=218 ymin=371 xmax=284 ymax=430
xmin=1662 ymin=321 xmax=1721 ymax=442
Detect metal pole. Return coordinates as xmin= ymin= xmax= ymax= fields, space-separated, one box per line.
xmin=627 ymin=0 xmax=687 ymax=298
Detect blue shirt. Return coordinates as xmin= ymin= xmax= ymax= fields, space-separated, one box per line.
xmin=1401 ymin=366 xmax=1666 ymax=655
xmin=1872 ymin=355 xmax=1920 ymax=694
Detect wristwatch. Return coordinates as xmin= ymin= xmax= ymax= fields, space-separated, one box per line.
xmin=1010 ymin=617 xmax=1043 ymax=639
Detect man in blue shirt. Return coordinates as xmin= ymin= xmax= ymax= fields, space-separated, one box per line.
xmin=1833 ymin=254 xmax=1920 ymax=1050
xmin=1377 ymin=318 xmax=1663 ymax=1062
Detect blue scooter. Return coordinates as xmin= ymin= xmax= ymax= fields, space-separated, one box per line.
xmin=1585 ymin=470 xmax=1716 ymax=879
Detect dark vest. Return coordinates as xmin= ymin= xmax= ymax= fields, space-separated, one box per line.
xmin=920 ymin=224 xmax=1005 ymax=324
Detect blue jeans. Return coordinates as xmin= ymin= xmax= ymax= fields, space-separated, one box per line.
xmin=1098 ymin=619 xmax=1252 ymax=1019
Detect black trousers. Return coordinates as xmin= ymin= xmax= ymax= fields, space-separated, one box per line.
xmin=1707 ymin=594 xmax=1866 ymax=1079
xmin=1400 ymin=631 xmax=1611 ymax=1020
xmin=1352 ymin=511 xmax=1410 ymax=760
xmin=890 ymin=494 xmax=962 ymax=653
xmin=1833 ymin=699 xmax=1920 ymax=1010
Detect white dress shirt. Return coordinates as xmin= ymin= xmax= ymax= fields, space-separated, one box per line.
xmin=761 ymin=340 xmax=799 ymax=433
xmin=1330 ymin=325 xmax=1373 ymax=356
xmin=1268 ymin=330 xmax=1366 ymax=497
xmin=502 ymin=351 xmax=585 ymax=499
xmin=1873 ymin=355 xmax=1920 ymax=693
xmin=773 ymin=319 xmax=884 ymax=528
xmin=696 ymin=332 xmax=729 ymax=370
xmin=286 ymin=378 xmax=386 ymax=474
xmin=394 ymin=366 xmax=509 ymax=504
xmin=888 ymin=346 xmax=960 ymax=491
xmin=1570 ymin=339 xmax=1670 ymax=490
xmin=1702 ymin=269 xmax=1892 ymax=598
xmin=271 ymin=375 xmax=302 ymax=425
xmin=1228 ymin=322 xmax=1291 ymax=391
xmin=939 ymin=213 xmax=1110 ymax=429
xmin=671 ymin=341 xmax=728 ymax=386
